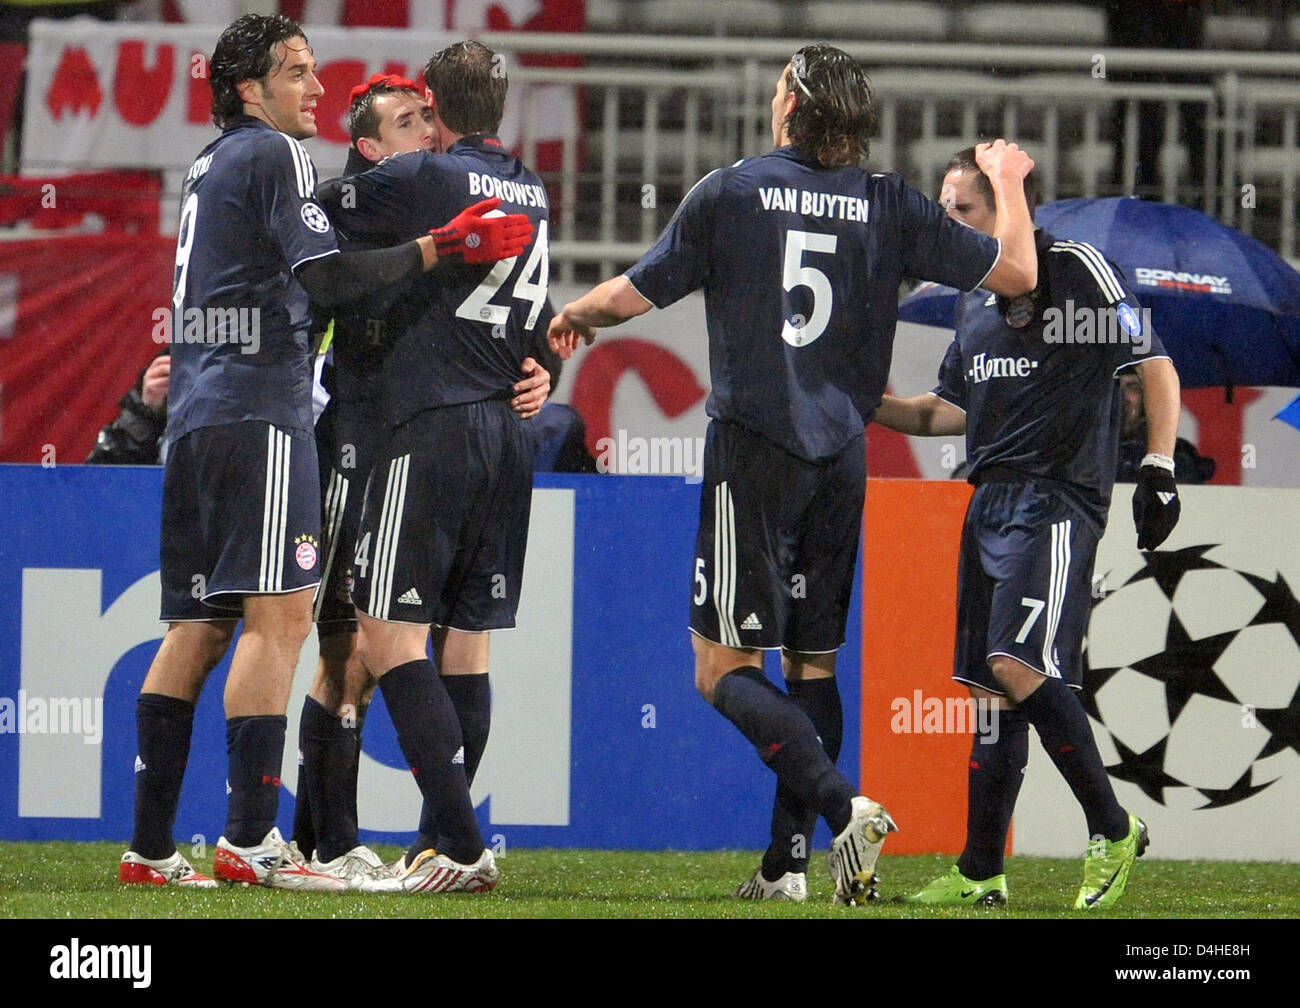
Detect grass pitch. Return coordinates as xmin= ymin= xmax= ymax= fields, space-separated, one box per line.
xmin=1 ymin=843 xmax=1296 ymax=919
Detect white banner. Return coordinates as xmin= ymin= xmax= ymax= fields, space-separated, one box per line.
xmin=549 ymin=285 xmax=1300 ymax=488
xmin=21 ymin=19 xmax=577 ymax=183
xmin=1013 ymin=484 xmax=1300 ymax=860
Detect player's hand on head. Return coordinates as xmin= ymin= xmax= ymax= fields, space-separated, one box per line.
xmin=975 ymin=139 xmax=1034 ymax=182
xmin=430 ymin=197 xmax=534 ymax=265
xmin=1133 ymin=458 xmax=1180 ymax=550
xmin=511 ymin=356 xmax=550 ymax=419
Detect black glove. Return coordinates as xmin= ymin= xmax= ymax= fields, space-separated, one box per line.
xmin=1133 ymin=459 xmax=1180 ymax=550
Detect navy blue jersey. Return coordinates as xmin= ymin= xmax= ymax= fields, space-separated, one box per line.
xmin=625 ymin=146 xmax=1000 ymax=462
xmin=165 ymin=117 xmax=339 ymax=444
xmin=934 ymin=229 xmax=1170 ymax=526
xmin=321 ymin=136 xmax=549 ymax=427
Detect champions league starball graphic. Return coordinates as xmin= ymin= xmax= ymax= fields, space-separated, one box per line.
xmin=1085 ymin=546 xmax=1300 ymax=809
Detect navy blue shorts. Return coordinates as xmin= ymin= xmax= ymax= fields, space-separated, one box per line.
xmin=160 ymin=421 xmax=321 ymax=621
xmin=351 ymin=400 xmax=534 ymax=630
xmin=313 ymin=390 xmax=383 ymax=631
xmin=690 ymin=420 xmax=864 ymax=653
xmin=953 ymin=478 xmax=1099 ymax=694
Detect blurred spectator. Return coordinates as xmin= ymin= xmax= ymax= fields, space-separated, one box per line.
xmin=529 ymin=402 xmax=599 ymax=473
xmin=1115 ymin=371 xmax=1215 ymax=483
xmin=85 ymin=348 xmax=168 ymax=464
xmin=1105 ymin=0 xmax=1209 ymax=207
xmin=0 ymin=1 xmax=118 ymax=43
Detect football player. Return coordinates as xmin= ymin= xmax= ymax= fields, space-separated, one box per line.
xmin=316 ymin=41 xmax=551 ymax=893
xmin=878 ymin=146 xmax=1180 ymax=908
xmin=548 ymin=46 xmax=1039 ymax=904
xmin=292 ymin=73 xmax=549 ymax=890
xmin=120 ymin=15 xmax=530 ymax=891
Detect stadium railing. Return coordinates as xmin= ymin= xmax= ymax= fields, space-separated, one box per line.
xmin=479 ymin=33 xmax=1300 ymax=272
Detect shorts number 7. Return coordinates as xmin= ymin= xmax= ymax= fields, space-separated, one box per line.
xmin=1015 ymin=597 xmax=1045 ymax=644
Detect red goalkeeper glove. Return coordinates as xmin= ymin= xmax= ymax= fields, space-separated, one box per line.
xmin=430 ymin=197 xmax=533 ymax=265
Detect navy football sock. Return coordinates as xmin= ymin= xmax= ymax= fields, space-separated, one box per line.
xmin=763 ymin=676 xmax=843 ymax=879
xmin=297 ymin=696 xmax=362 ymax=864
xmin=957 ymin=706 xmax=1028 ymax=881
xmin=380 ymin=660 xmax=483 ymax=866
xmin=712 ymin=667 xmax=856 ymax=836
xmin=434 ymin=674 xmax=491 ymax=854
xmin=224 ymin=715 xmax=287 ymax=848
xmin=442 ymin=673 xmax=491 ymax=786
xmin=1016 ymin=677 xmax=1128 ymax=841
xmin=131 ymin=693 xmax=196 ymax=861
xmin=291 ymin=698 xmax=322 ymax=859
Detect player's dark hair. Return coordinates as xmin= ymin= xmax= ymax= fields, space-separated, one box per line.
xmin=783 ymin=44 xmax=874 ymax=168
xmin=209 ymin=13 xmax=308 ymax=128
xmin=946 ymin=146 xmax=1040 ymax=218
xmin=423 ymin=41 xmax=507 ymax=136
xmin=347 ymin=80 xmax=423 ymax=145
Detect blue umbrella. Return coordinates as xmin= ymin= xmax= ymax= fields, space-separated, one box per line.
xmin=898 ymin=197 xmax=1300 ymax=388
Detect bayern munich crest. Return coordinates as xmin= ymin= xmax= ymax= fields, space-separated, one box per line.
xmin=294 ymin=534 xmax=319 ymax=571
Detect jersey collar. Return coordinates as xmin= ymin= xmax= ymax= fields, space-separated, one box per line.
xmin=772 ymin=144 xmax=830 ymax=168
xmin=448 ymin=134 xmax=506 ymax=155
xmin=224 ymin=114 xmax=275 ymax=134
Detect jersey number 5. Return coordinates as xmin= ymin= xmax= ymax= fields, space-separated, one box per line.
xmin=456 ymin=217 xmax=549 ymax=330
xmin=781 ymin=228 xmax=837 ymax=348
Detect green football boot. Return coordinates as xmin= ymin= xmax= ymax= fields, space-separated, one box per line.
xmin=1075 ymin=813 xmax=1150 ymax=910
xmin=898 ymin=864 xmax=1008 ymax=907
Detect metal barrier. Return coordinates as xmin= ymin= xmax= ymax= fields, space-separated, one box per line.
xmin=487 ymin=34 xmax=1300 ymax=269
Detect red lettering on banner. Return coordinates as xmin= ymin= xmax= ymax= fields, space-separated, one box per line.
xmin=46 ymin=46 xmax=102 ymax=120
xmin=570 ymin=338 xmax=706 ymax=455
xmin=1181 ymin=387 xmax=1262 ymax=486
xmin=113 ymin=41 xmax=174 ymax=126
xmin=314 ymin=59 xmax=368 ymax=144
xmin=867 ymin=384 xmax=923 ymax=478
xmin=187 ymin=51 xmax=211 ymax=125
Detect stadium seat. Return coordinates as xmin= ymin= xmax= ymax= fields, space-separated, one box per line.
xmin=586 ymin=126 xmax=735 ymax=173
xmin=957 ymin=4 xmax=1106 ymax=46
xmin=586 ymin=0 xmax=625 ymax=32
xmin=866 ymin=69 xmax=1005 ymax=189
xmin=1204 ymin=14 xmax=1272 ymax=50
xmin=638 ymin=0 xmax=784 ymax=36
xmin=804 ymin=2 xmax=951 ymax=42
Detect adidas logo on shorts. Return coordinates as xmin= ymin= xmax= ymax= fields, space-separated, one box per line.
xmin=741 ymin=612 xmax=763 ymax=631
xmin=397 ymin=588 xmax=423 ymax=605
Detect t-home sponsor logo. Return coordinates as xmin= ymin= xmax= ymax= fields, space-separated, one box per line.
xmin=50 ymin=940 xmax=151 ymax=988
xmin=151 ymin=305 xmax=261 ymax=355
xmin=1042 ymin=299 xmax=1152 ymax=354
xmin=968 ymin=351 xmax=1039 ymax=384
xmin=594 ymin=429 xmax=705 ymax=484
xmin=890 ymin=689 xmax=999 ymax=743
xmin=0 ymin=691 xmax=103 ymax=744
